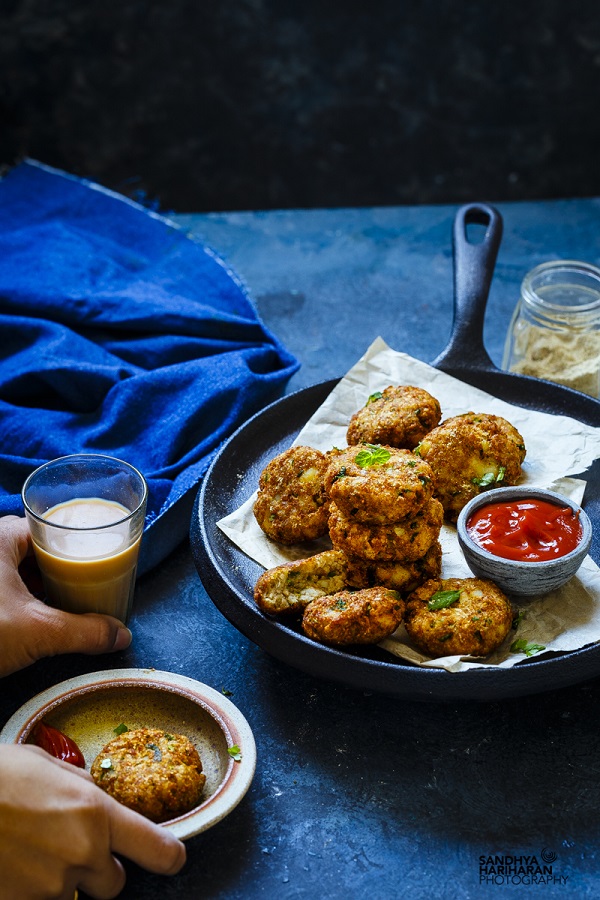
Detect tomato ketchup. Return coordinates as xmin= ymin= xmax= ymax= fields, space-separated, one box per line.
xmin=32 ymin=721 xmax=86 ymax=767
xmin=467 ymin=498 xmax=583 ymax=562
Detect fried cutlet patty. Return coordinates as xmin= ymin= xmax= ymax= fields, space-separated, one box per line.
xmin=302 ymin=587 xmax=405 ymax=645
xmin=328 ymin=497 xmax=443 ymax=562
xmin=404 ymin=577 xmax=514 ymax=657
xmin=347 ymin=384 xmax=442 ymax=450
xmin=253 ymin=445 xmax=330 ymax=543
xmin=414 ymin=412 xmax=526 ymax=522
xmin=90 ymin=728 xmax=206 ymax=823
xmin=324 ymin=445 xmax=435 ymax=524
xmin=254 ymin=549 xmax=347 ymax=616
xmin=344 ymin=538 xmax=442 ymax=592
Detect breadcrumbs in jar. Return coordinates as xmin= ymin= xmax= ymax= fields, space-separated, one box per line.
xmin=503 ymin=260 xmax=600 ymax=398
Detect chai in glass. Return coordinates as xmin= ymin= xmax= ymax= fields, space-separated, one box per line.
xmin=22 ymin=455 xmax=147 ymax=623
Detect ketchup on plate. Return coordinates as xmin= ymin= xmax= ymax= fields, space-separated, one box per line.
xmin=467 ymin=497 xmax=583 ymax=562
xmin=32 ymin=721 xmax=86 ymax=767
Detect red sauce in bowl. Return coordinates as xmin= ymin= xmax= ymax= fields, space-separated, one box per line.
xmin=467 ymin=498 xmax=583 ymax=562
xmin=32 ymin=721 xmax=86 ymax=767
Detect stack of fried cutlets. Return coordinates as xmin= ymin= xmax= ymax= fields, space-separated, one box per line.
xmin=323 ymin=444 xmax=444 ymax=595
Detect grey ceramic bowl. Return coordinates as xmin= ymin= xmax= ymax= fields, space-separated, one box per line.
xmin=456 ymin=486 xmax=592 ymax=597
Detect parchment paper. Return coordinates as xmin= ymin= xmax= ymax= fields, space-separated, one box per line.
xmin=218 ymin=337 xmax=600 ymax=672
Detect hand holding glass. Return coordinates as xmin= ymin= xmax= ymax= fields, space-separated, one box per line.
xmin=22 ymin=455 xmax=147 ymax=623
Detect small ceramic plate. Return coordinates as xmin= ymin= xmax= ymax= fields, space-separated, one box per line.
xmin=0 ymin=668 xmax=256 ymax=840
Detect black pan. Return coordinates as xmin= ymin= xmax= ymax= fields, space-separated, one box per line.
xmin=190 ymin=203 xmax=600 ymax=702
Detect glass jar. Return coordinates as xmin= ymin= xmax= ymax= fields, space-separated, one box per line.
xmin=503 ymin=260 xmax=600 ymax=398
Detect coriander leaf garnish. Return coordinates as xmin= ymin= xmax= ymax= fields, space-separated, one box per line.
xmin=228 ymin=745 xmax=242 ymax=761
xmin=428 ymin=590 xmax=461 ymax=610
xmin=512 ymin=610 xmax=524 ymax=630
xmin=113 ymin=723 xmax=129 ymax=736
xmin=510 ymin=638 xmax=546 ymax=657
xmin=331 ymin=465 xmax=347 ymax=483
xmin=473 ymin=467 xmax=507 ymax=488
xmin=472 ymin=472 xmax=495 ymax=487
xmin=354 ymin=445 xmax=391 ymax=468
xmin=221 ymin=686 xmax=233 ymax=697
xmin=366 ymin=391 xmax=383 ymax=405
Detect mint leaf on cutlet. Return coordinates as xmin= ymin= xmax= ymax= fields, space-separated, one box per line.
xmin=354 ymin=445 xmax=391 ymax=468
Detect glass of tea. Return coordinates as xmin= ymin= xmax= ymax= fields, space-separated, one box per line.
xmin=22 ymin=454 xmax=147 ymax=624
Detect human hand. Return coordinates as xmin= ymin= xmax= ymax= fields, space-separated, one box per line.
xmin=0 ymin=516 xmax=132 ymax=676
xmin=0 ymin=744 xmax=186 ymax=898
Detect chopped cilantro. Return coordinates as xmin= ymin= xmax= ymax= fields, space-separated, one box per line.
xmin=366 ymin=391 xmax=383 ymax=405
xmin=113 ymin=723 xmax=129 ymax=736
xmin=331 ymin=465 xmax=347 ymax=483
xmin=428 ymin=590 xmax=461 ymax=610
xmin=228 ymin=745 xmax=242 ymax=761
xmin=472 ymin=472 xmax=496 ymax=487
xmin=510 ymin=639 xmax=546 ymax=657
xmin=472 ymin=467 xmax=507 ymax=488
xmin=512 ymin=611 xmax=524 ymax=630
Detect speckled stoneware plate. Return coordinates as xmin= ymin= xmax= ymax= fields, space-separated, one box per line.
xmin=0 ymin=668 xmax=256 ymax=840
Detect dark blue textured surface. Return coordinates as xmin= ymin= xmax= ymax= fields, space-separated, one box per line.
xmin=180 ymin=199 xmax=600 ymax=386
xmin=2 ymin=199 xmax=600 ymax=899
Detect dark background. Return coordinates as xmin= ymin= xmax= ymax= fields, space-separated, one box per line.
xmin=2 ymin=0 xmax=600 ymax=213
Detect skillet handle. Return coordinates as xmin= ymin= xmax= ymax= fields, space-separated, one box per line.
xmin=432 ymin=202 xmax=503 ymax=373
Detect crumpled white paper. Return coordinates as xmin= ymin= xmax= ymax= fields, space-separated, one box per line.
xmin=218 ymin=338 xmax=600 ymax=672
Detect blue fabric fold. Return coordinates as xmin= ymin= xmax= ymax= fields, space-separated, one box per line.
xmin=0 ymin=160 xmax=299 ymax=572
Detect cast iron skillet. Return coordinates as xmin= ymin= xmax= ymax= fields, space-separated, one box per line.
xmin=190 ymin=203 xmax=600 ymax=702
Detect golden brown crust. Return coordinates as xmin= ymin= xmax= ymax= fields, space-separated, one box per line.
xmin=302 ymin=587 xmax=405 ymax=645
xmin=328 ymin=497 xmax=443 ymax=562
xmin=404 ymin=577 xmax=514 ymax=657
xmin=344 ymin=539 xmax=442 ymax=592
xmin=347 ymin=385 xmax=442 ymax=450
xmin=253 ymin=445 xmax=330 ymax=543
xmin=253 ymin=549 xmax=348 ymax=616
xmin=90 ymin=728 xmax=205 ymax=823
xmin=414 ymin=412 xmax=526 ymax=522
xmin=324 ymin=445 xmax=435 ymax=524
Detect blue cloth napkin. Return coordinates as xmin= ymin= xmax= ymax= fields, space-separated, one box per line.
xmin=0 ymin=160 xmax=299 ymax=573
